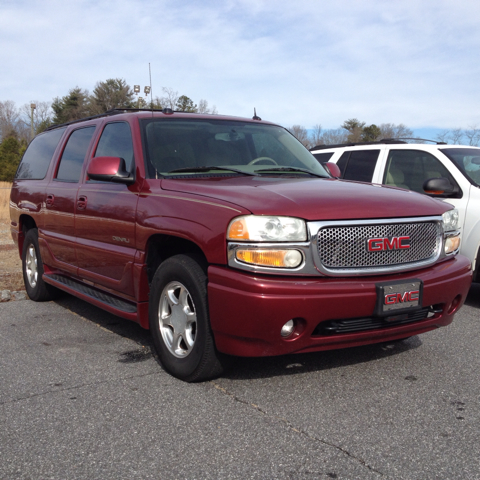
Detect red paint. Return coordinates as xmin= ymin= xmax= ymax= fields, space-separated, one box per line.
xmin=9 ymin=111 xmax=473 ymax=359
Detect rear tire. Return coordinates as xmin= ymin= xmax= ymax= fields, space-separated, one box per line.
xmin=149 ymin=254 xmax=231 ymax=382
xmin=22 ymin=228 xmax=59 ymax=301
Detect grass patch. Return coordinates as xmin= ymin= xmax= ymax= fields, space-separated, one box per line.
xmin=0 ymin=182 xmax=12 ymax=224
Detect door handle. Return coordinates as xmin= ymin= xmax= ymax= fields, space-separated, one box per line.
xmin=46 ymin=194 xmax=55 ymax=207
xmin=77 ymin=195 xmax=88 ymax=210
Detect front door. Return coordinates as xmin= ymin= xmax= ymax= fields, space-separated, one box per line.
xmin=75 ymin=121 xmax=140 ymax=299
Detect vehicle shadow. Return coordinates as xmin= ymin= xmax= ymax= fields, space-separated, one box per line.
xmin=224 ymin=336 xmax=423 ymax=381
xmin=54 ymin=295 xmax=154 ymax=351
xmin=464 ymin=282 xmax=480 ymax=309
xmin=54 ymin=293 xmax=426 ymax=381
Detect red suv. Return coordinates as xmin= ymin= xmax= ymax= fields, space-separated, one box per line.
xmin=10 ymin=110 xmax=472 ymax=381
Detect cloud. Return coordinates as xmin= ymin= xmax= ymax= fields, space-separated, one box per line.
xmin=1 ymin=0 xmax=479 ymax=129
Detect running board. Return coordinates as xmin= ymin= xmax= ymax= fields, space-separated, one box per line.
xmin=44 ymin=274 xmax=137 ymax=317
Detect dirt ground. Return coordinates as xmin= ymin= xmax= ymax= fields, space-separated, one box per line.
xmin=0 ymin=221 xmax=24 ymax=291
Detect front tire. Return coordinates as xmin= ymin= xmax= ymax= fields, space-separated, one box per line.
xmin=22 ymin=228 xmax=58 ymax=301
xmin=149 ymin=254 xmax=230 ymax=382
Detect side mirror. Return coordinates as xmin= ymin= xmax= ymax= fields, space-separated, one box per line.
xmin=323 ymin=162 xmax=341 ymax=178
xmin=423 ymin=177 xmax=454 ymax=196
xmin=87 ymin=156 xmax=134 ymax=184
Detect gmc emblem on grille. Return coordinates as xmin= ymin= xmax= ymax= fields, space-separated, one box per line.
xmin=385 ymin=290 xmax=419 ymax=305
xmin=367 ymin=236 xmax=411 ymax=252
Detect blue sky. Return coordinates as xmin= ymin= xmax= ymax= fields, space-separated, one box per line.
xmin=1 ymin=0 xmax=480 ymax=136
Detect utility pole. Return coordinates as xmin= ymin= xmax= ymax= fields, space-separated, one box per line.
xmin=30 ymin=103 xmax=36 ymax=140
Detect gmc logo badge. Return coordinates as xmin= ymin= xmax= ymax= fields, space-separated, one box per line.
xmin=367 ymin=236 xmax=411 ymax=252
xmin=385 ymin=290 xmax=419 ymax=305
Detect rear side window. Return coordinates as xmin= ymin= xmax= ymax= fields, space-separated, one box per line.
xmin=56 ymin=127 xmax=96 ymax=182
xmin=15 ymin=128 xmax=66 ymax=180
xmin=94 ymin=122 xmax=134 ymax=171
xmin=342 ymin=150 xmax=379 ymax=182
xmin=312 ymin=152 xmax=334 ymax=163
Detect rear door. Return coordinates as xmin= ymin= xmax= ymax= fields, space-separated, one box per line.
xmin=336 ymin=149 xmax=381 ymax=182
xmin=43 ymin=126 xmax=96 ymax=275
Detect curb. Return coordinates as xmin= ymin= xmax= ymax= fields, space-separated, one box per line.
xmin=1 ymin=290 xmax=27 ymax=302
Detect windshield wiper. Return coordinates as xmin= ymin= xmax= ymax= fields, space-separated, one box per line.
xmin=253 ymin=166 xmax=326 ymax=178
xmin=168 ymin=166 xmax=259 ymax=176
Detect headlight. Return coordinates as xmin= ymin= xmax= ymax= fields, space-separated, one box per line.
xmin=442 ymin=209 xmax=459 ymax=232
xmin=227 ymin=215 xmax=307 ymax=242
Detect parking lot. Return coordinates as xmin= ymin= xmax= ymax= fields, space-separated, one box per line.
xmin=1 ymin=283 xmax=479 ymax=479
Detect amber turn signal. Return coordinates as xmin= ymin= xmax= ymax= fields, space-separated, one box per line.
xmin=236 ymin=249 xmax=303 ymax=268
xmin=445 ymin=234 xmax=460 ymax=254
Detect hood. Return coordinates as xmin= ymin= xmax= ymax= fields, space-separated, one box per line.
xmin=161 ymin=176 xmax=450 ymax=221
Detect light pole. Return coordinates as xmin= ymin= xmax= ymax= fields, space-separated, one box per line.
xmin=134 ymin=85 xmax=151 ymax=109
xmin=30 ymin=103 xmax=36 ymax=140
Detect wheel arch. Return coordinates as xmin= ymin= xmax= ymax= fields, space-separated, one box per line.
xmin=144 ymin=234 xmax=208 ymax=285
xmin=17 ymin=214 xmax=37 ymax=258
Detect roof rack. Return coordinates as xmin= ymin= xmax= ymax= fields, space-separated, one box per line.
xmin=310 ymin=137 xmax=448 ymax=151
xmin=383 ymin=137 xmax=447 ymax=145
xmin=309 ymin=139 xmax=407 ymax=151
xmin=45 ymin=107 xmax=165 ymax=131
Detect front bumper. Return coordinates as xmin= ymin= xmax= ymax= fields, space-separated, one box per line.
xmin=207 ymin=255 xmax=472 ymax=357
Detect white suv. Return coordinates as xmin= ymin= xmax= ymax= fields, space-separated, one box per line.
xmin=311 ymin=141 xmax=480 ymax=281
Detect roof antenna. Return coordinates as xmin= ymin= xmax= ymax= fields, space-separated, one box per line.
xmin=252 ymin=108 xmax=261 ymax=121
xmin=149 ymin=63 xmax=154 ymax=115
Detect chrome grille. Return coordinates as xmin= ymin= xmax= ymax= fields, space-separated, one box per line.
xmin=317 ymin=221 xmax=441 ymax=270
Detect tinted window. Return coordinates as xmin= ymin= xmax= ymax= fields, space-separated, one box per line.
xmin=312 ymin=152 xmax=334 ymax=162
xmin=336 ymin=152 xmax=350 ymax=177
xmin=441 ymin=148 xmax=480 ymax=187
xmin=384 ymin=149 xmax=458 ymax=194
xmin=15 ymin=128 xmax=66 ymax=180
xmin=56 ymin=127 xmax=96 ymax=182
xmin=343 ymin=150 xmax=379 ymax=182
xmin=95 ymin=122 xmax=134 ymax=171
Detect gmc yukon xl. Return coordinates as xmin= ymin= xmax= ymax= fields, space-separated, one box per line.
xmin=10 ymin=110 xmax=472 ymax=381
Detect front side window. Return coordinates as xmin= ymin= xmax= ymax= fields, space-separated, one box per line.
xmin=140 ymin=119 xmax=329 ymax=178
xmin=440 ymin=148 xmax=480 ymax=187
xmin=384 ymin=149 xmax=458 ymax=194
xmin=16 ymin=128 xmax=66 ymax=180
xmin=56 ymin=127 xmax=96 ymax=182
xmin=94 ymin=122 xmax=134 ymax=171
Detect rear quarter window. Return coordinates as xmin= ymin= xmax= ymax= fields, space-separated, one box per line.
xmin=15 ymin=128 xmax=66 ymax=180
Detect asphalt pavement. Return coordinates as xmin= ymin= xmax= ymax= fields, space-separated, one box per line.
xmin=1 ymin=283 xmax=479 ymax=479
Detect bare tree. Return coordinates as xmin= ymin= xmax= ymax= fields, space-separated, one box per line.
xmin=317 ymin=128 xmax=348 ymax=146
xmin=289 ymin=125 xmax=310 ymax=148
xmin=450 ymin=128 xmax=464 ymax=145
xmin=160 ymin=87 xmax=179 ymax=109
xmin=19 ymin=101 xmax=52 ymax=137
xmin=465 ymin=125 xmax=480 ymax=146
xmin=310 ymin=124 xmax=323 ymax=148
xmin=0 ymin=100 xmax=21 ymax=140
xmin=436 ymin=130 xmax=450 ymax=144
xmin=198 ymin=99 xmax=218 ymax=114
xmin=378 ymin=123 xmax=413 ymax=140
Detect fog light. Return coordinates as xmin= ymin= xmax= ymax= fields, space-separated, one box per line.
xmin=281 ymin=319 xmax=295 ymax=337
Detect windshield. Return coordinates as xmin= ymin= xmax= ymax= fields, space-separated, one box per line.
xmin=140 ymin=118 xmax=329 ymax=178
xmin=441 ymin=148 xmax=480 ymax=187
